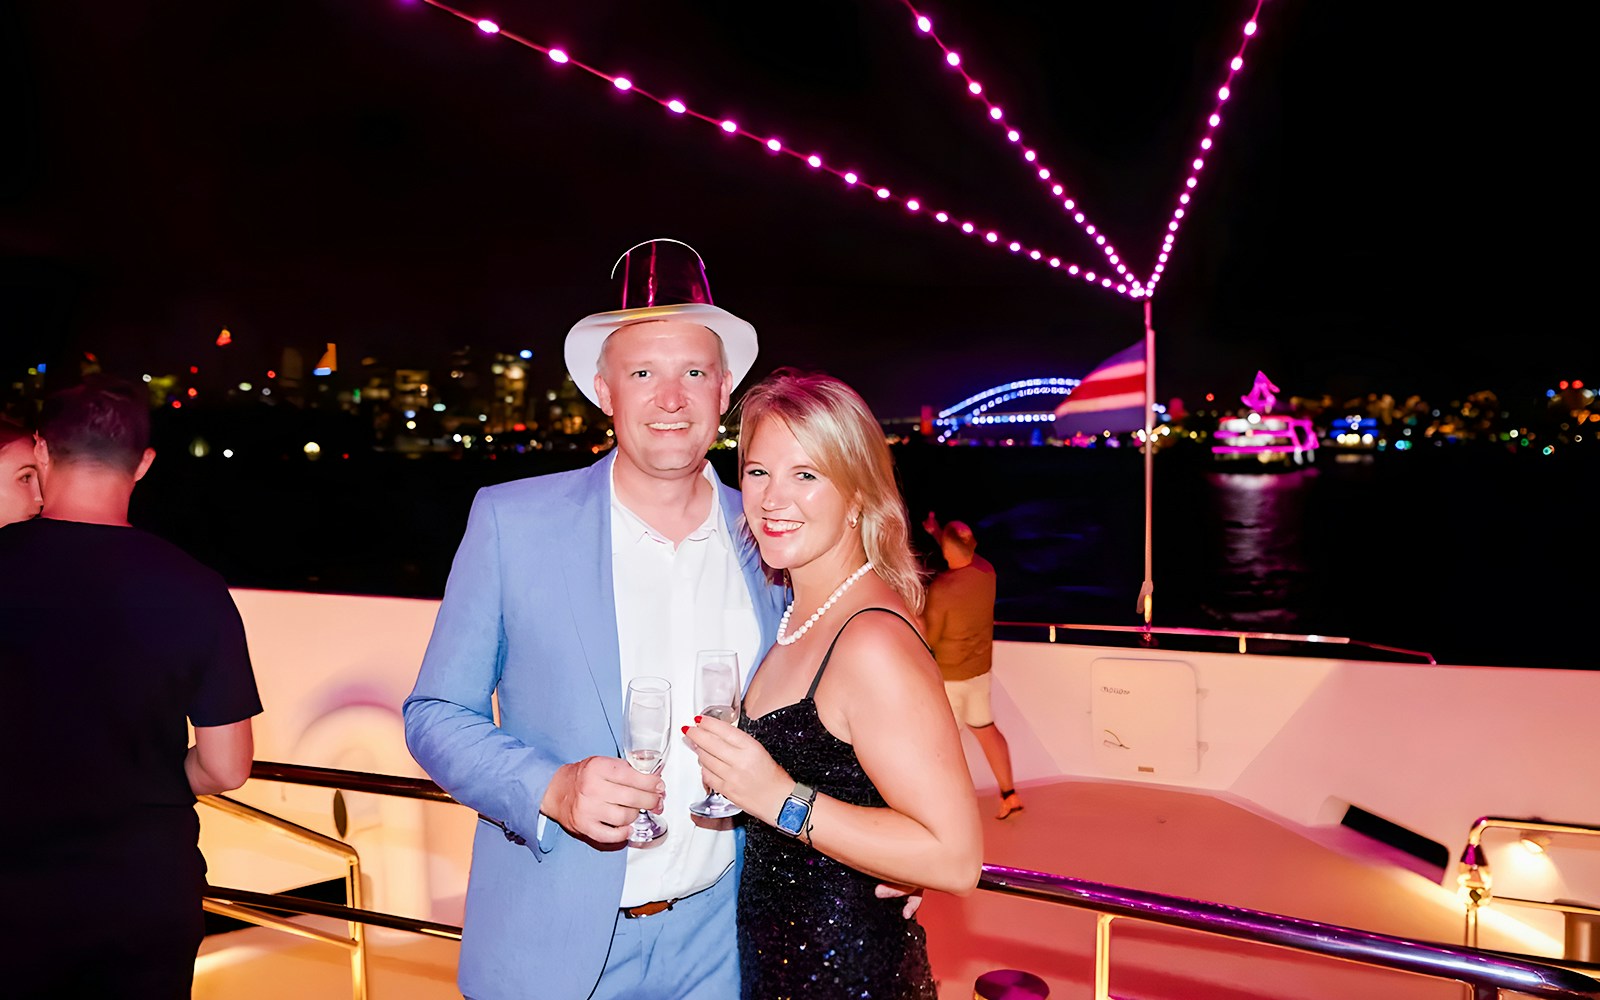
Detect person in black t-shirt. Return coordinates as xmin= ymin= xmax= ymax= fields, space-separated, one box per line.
xmin=0 ymin=377 xmax=262 ymax=999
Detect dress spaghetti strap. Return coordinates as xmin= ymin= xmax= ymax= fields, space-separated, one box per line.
xmin=805 ymin=607 xmax=932 ymax=700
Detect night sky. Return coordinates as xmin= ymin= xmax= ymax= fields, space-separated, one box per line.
xmin=2 ymin=1 xmax=1591 ymax=417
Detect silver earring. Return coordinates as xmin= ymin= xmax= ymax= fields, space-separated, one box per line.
xmin=848 ymin=513 xmax=859 ymax=529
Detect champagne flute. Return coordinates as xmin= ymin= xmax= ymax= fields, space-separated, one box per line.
xmin=688 ymin=650 xmax=743 ymax=819
xmin=623 ymin=676 xmax=672 ymax=844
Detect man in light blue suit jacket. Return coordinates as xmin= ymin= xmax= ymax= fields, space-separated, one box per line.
xmin=405 ymin=239 xmax=786 ymax=999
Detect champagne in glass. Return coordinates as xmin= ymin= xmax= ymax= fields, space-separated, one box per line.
xmin=688 ymin=650 xmax=743 ymax=819
xmin=623 ymin=676 xmax=672 ymax=844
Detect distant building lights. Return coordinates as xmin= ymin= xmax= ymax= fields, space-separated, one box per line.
xmin=304 ymin=442 xmax=321 ymax=456
xmin=223 ymin=449 xmax=234 ymax=459
xmin=519 ymin=349 xmax=533 ymax=359
xmin=142 ymin=374 xmax=153 ymax=383
xmin=433 ymin=402 xmax=447 ymax=412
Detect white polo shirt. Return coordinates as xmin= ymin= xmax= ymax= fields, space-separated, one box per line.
xmin=612 ymin=461 xmax=762 ymax=907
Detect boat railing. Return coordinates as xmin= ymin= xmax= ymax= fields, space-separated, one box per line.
xmin=1458 ymin=816 xmax=1600 ymax=958
xmin=995 ymin=619 xmax=1438 ymax=662
xmin=201 ymin=761 xmax=1600 ymax=1000
xmin=196 ymin=791 xmax=370 ymax=1000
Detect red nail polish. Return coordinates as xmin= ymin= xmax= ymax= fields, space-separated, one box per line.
xmin=681 ymin=725 xmax=690 ymax=734
xmin=694 ymin=715 xmax=703 ymax=724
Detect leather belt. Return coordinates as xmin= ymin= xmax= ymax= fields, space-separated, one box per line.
xmin=620 ymin=897 xmax=678 ymax=919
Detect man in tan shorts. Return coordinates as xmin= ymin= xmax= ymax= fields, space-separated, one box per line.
xmin=923 ymin=513 xmax=1023 ymax=819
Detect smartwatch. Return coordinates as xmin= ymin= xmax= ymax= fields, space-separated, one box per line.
xmin=774 ymin=782 xmax=817 ymax=838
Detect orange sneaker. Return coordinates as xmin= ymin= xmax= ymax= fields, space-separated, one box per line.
xmin=996 ymin=791 xmax=1024 ymax=820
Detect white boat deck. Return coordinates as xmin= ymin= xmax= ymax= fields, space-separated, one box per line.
xmin=183 ymin=590 xmax=1599 ymax=999
xmin=196 ymin=773 xmax=1567 ymax=999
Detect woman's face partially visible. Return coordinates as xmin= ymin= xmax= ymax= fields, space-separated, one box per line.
xmin=0 ymin=438 xmax=43 ymax=526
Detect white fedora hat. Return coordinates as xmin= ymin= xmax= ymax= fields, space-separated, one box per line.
xmin=564 ymin=238 xmax=759 ymax=406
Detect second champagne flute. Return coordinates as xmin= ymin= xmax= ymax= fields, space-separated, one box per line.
xmin=623 ymin=676 xmax=672 ymax=844
xmin=688 ymin=650 xmax=743 ymax=819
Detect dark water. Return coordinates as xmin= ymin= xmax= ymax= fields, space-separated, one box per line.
xmin=130 ymin=445 xmax=1597 ymax=669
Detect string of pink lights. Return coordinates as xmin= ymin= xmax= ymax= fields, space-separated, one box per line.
xmin=897 ymin=0 xmax=1266 ymax=294
xmin=896 ymin=0 xmax=1137 ymax=292
xmin=412 ymin=0 xmax=1266 ymax=302
xmin=416 ymin=0 xmax=1137 ymax=297
xmin=1145 ymin=0 xmax=1266 ymax=292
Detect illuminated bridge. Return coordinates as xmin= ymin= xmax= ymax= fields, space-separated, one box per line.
xmin=932 ymin=378 xmax=1081 ymax=443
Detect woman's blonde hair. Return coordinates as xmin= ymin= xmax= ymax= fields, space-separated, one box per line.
xmin=737 ymin=368 xmax=924 ymax=614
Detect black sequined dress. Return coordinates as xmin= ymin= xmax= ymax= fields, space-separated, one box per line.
xmin=738 ymin=609 xmax=938 ymax=1000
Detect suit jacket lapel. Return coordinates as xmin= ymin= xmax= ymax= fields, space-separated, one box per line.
xmin=561 ymin=452 xmax=623 ymax=748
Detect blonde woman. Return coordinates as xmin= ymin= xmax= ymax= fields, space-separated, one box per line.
xmin=686 ymin=369 xmax=981 ymax=999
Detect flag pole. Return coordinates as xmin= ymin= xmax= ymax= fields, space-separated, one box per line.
xmin=1137 ymin=300 xmax=1156 ymax=626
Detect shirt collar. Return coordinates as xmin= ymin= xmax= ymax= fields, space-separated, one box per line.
xmin=610 ymin=460 xmax=724 ymax=548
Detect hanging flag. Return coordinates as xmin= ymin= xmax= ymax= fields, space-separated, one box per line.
xmin=1054 ymin=340 xmax=1146 ymax=436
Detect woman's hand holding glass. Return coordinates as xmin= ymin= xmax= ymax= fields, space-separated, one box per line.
xmin=684 ymin=711 xmax=793 ymax=827
xmin=687 ymin=650 xmax=744 ymax=819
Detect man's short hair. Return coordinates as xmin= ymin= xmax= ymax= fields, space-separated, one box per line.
xmin=941 ymin=520 xmax=977 ymax=557
xmin=37 ymin=376 xmax=151 ymax=474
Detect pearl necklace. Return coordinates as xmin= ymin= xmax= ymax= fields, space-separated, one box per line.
xmin=776 ymin=562 xmax=874 ymax=646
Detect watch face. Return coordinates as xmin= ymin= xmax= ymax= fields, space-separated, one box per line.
xmin=776 ymin=797 xmax=809 ymax=835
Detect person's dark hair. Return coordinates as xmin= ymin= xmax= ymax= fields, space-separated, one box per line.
xmin=0 ymin=417 xmax=31 ymax=451
xmin=37 ymin=376 xmax=151 ymax=474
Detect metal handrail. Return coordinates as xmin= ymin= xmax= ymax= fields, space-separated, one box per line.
xmin=1459 ymin=816 xmax=1600 ymax=954
xmin=206 ymin=886 xmax=462 ymax=940
xmin=980 ymin=864 xmax=1600 ymax=1000
xmin=205 ymin=762 xmax=1600 ymax=998
xmin=996 ymin=619 xmax=1438 ymax=662
xmin=197 ymin=792 xmax=368 ymax=1000
xmin=249 ymin=759 xmax=454 ymax=802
